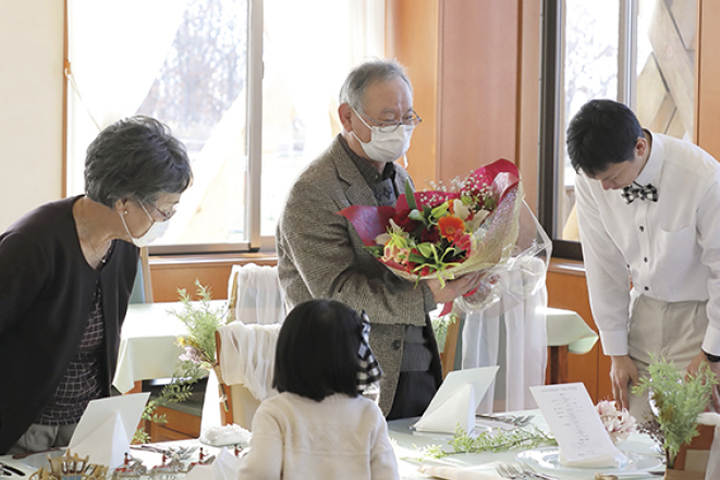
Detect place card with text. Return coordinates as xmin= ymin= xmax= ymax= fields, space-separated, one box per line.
xmin=530 ymin=383 xmax=623 ymax=467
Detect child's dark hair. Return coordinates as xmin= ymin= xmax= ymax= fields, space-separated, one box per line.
xmin=273 ymin=299 xmax=364 ymax=401
xmin=566 ymin=99 xmax=644 ymax=176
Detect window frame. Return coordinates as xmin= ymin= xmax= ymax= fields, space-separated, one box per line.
xmin=538 ymin=0 xmax=640 ymax=261
xmin=149 ymin=0 xmax=264 ymax=256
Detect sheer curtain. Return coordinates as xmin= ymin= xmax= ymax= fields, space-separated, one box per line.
xmin=66 ymin=0 xmax=188 ymax=195
xmin=460 ymin=205 xmax=552 ymax=412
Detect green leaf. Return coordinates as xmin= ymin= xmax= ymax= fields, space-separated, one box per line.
xmin=408 ymin=209 xmax=424 ymax=222
xmin=416 ymin=242 xmax=435 ymax=258
xmin=430 ymin=203 xmax=449 ymax=219
xmin=405 ymin=180 xmax=417 ymax=211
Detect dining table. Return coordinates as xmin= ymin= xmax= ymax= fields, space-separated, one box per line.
xmin=114 ymin=300 xmax=597 ymax=395
xmin=388 ymin=410 xmax=664 ymax=479
xmin=0 ymin=409 xmax=667 ymax=480
xmin=113 ymin=300 xmax=226 ymax=394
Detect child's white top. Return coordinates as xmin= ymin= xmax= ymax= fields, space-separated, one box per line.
xmin=236 ymin=392 xmax=399 ymax=480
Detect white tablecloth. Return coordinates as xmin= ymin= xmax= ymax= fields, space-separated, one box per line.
xmin=389 ymin=410 xmax=662 ymax=480
xmin=0 ymin=410 xmax=664 ymax=480
xmin=113 ymin=300 xmax=226 ymax=393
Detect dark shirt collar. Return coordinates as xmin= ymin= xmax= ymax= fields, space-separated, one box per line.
xmin=339 ymin=135 xmax=398 ymax=206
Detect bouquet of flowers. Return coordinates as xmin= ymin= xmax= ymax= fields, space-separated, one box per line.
xmin=339 ymin=159 xmax=541 ymax=311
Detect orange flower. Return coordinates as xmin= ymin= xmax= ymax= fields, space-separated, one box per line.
xmin=438 ymin=215 xmax=465 ymax=241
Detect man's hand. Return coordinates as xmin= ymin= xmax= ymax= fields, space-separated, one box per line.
xmin=424 ymin=271 xmax=484 ymax=304
xmin=686 ymin=350 xmax=707 ymax=376
xmin=610 ymin=355 xmax=639 ymax=411
xmin=686 ymin=351 xmax=720 ymax=412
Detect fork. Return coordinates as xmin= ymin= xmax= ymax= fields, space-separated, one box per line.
xmin=497 ymin=462 xmax=559 ymax=480
xmin=516 ymin=462 xmax=559 ymax=480
xmin=496 ymin=462 xmax=529 ymax=479
xmin=477 ymin=414 xmax=534 ymax=427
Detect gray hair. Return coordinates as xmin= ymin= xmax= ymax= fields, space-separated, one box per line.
xmin=85 ymin=116 xmax=193 ymax=207
xmin=339 ymin=59 xmax=413 ymax=112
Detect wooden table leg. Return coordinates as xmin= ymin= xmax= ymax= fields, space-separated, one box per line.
xmin=548 ymin=345 xmax=569 ymax=384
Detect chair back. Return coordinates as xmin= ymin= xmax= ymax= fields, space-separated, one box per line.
xmin=210 ymin=263 xmax=285 ymax=429
xmin=214 ymin=330 xmax=262 ymax=429
xmin=129 ymin=247 xmax=153 ymax=303
xmin=227 ymin=263 xmax=284 ymax=324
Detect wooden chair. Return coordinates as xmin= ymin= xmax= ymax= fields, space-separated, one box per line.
xmin=214 ymin=330 xmax=262 ymax=430
xmin=129 ymin=246 xmax=153 ymax=304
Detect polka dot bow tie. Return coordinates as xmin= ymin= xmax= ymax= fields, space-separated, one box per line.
xmin=621 ymin=182 xmax=658 ymax=204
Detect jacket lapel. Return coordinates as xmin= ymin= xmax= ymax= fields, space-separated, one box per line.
xmin=330 ymin=136 xmax=379 ymax=207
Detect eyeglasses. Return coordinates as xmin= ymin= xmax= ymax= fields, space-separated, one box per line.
xmin=148 ymin=203 xmax=176 ymax=222
xmin=356 ymin=110 xmax=422 ymax=133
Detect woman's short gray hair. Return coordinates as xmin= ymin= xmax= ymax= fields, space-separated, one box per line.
xmin=339 ymin=59 xmax=413 ymax=112
xmin=85 ymin=116 xmax=193 ymax=207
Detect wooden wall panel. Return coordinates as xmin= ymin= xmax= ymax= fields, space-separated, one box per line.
xmin=149 ymin=254 xmax=277 ymax=303
xmin=437 ymin=1 xmax=520 ymax=182
xmin=517 ymin=0 xmax=541 ymax=213
xmin=696 ymin=0 xmax=720 ymax=157
xmin=546 ymin=260 xmax=612 ymax=403
xmin=386 ymin=0 xmax=440 ymax=187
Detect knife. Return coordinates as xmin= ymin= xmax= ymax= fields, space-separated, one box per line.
xmin=0 ymin=462 xmax=26 ymax=477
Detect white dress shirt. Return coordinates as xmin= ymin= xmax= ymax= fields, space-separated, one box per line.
xmin=576 ymin=132 xmax=720 ymax=356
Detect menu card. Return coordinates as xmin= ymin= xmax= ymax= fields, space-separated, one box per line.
xmin=530 ymin=383 xmax=624 ymax=467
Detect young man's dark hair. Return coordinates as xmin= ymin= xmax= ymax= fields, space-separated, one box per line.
xmin=566 ymin=99 xmax=645 ymax=176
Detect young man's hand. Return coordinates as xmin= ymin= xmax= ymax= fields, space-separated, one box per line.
xmin=610 ymin=355 xmax=639 ymax=411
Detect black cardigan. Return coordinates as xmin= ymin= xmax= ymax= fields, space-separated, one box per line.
xmin=0 ymin=196 xmax=138 ymax=453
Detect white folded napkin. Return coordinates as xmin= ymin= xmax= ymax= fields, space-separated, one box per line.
xmin=417 ymin=465 xmax=504 ymax=480
xmin=413 ymin=367 xmax=499 ymax=434
xmin=68 ymin=393 xmax=150 ymax=468
xmin=200 ymin=424 xmax=252 ymax=447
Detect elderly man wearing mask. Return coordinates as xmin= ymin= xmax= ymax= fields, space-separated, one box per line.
xmin=276 ymin=59 xmax=480 ymax=419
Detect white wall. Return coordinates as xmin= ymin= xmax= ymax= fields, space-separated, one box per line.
xmin=0 ymin=1 xmax=64 ymax=231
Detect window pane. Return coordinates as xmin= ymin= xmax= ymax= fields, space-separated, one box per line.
xmin=556 ymin=0 xmax=619 ymax=241
xmin=635 ymin=0 xmax=696 ymax=140
xmin=259 ymin=0 xmax=384 ymax=236
xmin=136 ymin=0 xmax=249 ymax=246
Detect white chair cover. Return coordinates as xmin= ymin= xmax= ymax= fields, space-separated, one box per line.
xmin=228 ymin=263 xmax=285 ymax=325
xmin=202 ymin=263 xmax=285 ymax=431
xmin=217 ymin=322 xmax=282 ymax=401
xmin=462 ymin=256 xmax=549 ymax=413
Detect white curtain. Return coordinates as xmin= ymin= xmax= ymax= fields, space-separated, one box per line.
xmin=460 ymin=203 xmax=552 ymax=412
xmin=66 ymin=0 xmax=188 ymax=195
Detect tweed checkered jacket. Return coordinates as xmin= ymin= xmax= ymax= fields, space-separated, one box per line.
xmin=276 ymin=135 xmax=443 ymax=416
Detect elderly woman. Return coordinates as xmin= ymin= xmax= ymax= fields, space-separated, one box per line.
xmin=0 ymin=116 xmax=192 ymax=455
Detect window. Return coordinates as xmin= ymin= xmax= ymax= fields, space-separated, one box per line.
xmin=539 ymin=0 xmax=697 ymax=259
xmin=66 ymin=0 xmax=384 ymax=254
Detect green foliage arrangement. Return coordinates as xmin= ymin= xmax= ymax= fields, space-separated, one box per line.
xmin=132 ymin=360 xmax=206 ymax=444
xmin=419 ymin=425 xmax=557 ymax=459
xmin=132 ymin=281 xmax=229 ymax=444
xmin=431 ymin=313 xmax=458 ymax=354
xmin=631 ymin=356 xmax=718 ymax=467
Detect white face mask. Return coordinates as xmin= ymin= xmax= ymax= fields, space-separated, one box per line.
xmin=120 ymin=203 xmax=170 ymax=248
xmin=352 ymin=109 xmax=414 ymax=163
